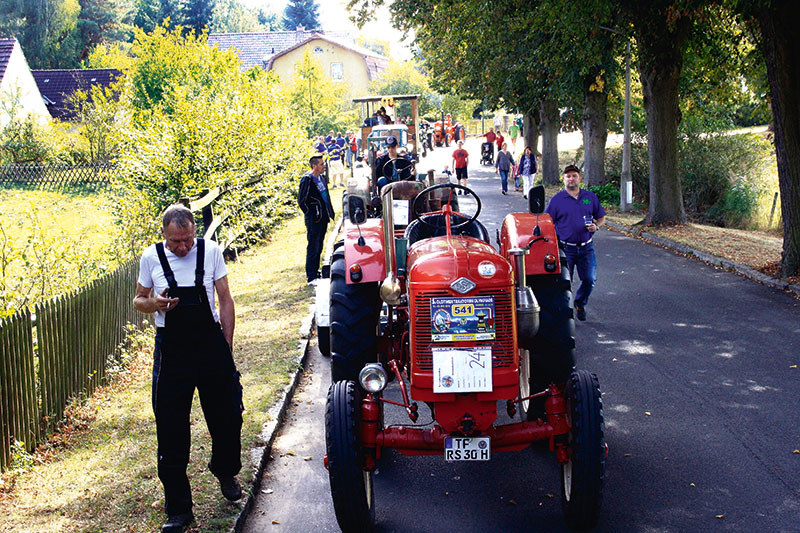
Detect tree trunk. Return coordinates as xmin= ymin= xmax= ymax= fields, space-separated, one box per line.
xmin=582 ymin=84 xmax=609 ymax=187
xmin=634 ymin=12 xmax=690 ymax=225
xmin=522 ymin=109 xmax=540 ymax=156
xmin=540 ymin=99 xmax=560 ymax=186
xmin=759 ymin=2 xmax=800 ymax=277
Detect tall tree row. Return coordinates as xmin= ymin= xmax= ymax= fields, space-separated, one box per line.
xmin=348 ymin=0 xmax=799 ymax=277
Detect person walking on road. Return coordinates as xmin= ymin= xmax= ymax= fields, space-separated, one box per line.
xmin=495 ymin=142 xmax=515 ymax=195
xmin=509 ymin=120 xmax=520 ymax=149
xmin=298 ymin=155 xmax=335 ymax=286
xmin=495 ymin=130 xmax=505 ymax=152
xmin=133 ymin=204 xmax=244 ymax=532
xmin=451 ymin=140 xmax=470 ymax=192
xmin=327 ymin=139 xmax=345 ymax=188
xmin=515 ymin=146 xmax=537 ymax=198
xmin=545 ymin=165 xmax=606 ymax=321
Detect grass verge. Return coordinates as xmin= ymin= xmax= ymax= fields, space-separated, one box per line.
xmin=0 ymin=191 xmax=342 ymax=531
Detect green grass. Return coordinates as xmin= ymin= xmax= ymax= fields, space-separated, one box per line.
xmin=0 ymin=187 xmax=118 ymax=316
xmin=0 ymin=198 xmax=341 ymax=531
xmin=0 ymin=187 xmax=114 ymax=247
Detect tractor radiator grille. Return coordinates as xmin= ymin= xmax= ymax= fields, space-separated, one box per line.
xmin=412 ymin=288 xmax=515 ymax=371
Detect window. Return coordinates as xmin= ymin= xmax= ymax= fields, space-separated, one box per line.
xmin=313 ymin=47 xmax=323 ymax=54
xmin=330 ymin=63 xmax=343 ymax=80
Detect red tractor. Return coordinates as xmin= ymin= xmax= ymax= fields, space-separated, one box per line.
xmin=321 ymin=182 xmax=606 ymax=531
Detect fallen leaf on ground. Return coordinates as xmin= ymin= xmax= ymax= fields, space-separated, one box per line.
xmin=793 ymin=450 xmax=799 ymax=454
xmin=272 ymin=519 xmax=280 ymax=524
xmin=286 ymin=451 xmax=296 ymax=456
xmin=690 ymin=483 xmax=696 ymax=487
xmin=262 ymin=488 xmax=274 ymax=494
xmin=645 ymin=412 xmax=651 ymax=416
xmin=509 ymin=499 xmax=517 ymax=505
xmin=790 ymin=365 xmax=797 ymax=369
xmin=546 ymin=493 xmax=554 ymax=498
xmin=303 ymin=456 xmax=313 ymax=461
xmin=715 ymin=514 xmax=724 ymax=519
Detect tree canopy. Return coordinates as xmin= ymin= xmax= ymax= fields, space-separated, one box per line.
xmin=282 ymin=0 xmax=320 ymax=30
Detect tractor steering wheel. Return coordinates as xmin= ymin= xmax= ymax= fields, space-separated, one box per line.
xmin=382 ymin=157 xmax=415 ymax=181
xmin=411 ymin=183 xmax=482 ymax=230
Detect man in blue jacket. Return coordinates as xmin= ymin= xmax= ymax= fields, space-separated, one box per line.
xmin=298 ymin=155 xmax=335 ymax=286
xmin=545 ymin=165 xmax=606 ymax=321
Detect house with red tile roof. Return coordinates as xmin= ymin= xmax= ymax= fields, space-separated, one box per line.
xmin=209 ymin=28 xmax=388 ymax=97
xmin=0 ymin=38 xmax=49 ymax=127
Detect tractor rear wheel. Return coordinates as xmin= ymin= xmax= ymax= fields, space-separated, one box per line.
xmin=330 ymin=250 xmax=381 ymax=382
xmin=525 ymin=254 xmax=576 ymax=419
xmin=560 ymin=370 xmax=605 ymax=530
xmin=326 ymin=380 xmax=374 ymax=532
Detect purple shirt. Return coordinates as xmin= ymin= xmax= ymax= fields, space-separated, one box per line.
xmin=545 ymin=188 xmax=606 ymax=244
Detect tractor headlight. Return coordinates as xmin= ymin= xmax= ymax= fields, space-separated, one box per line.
xmin=359 ymin=363 xmax=388 ymax=393
xmin=380 ymin=275 xmax=403 ymax=306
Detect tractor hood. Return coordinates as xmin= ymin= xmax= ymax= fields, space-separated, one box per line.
xmin=407 ymin=236 xmax=513 ymax=288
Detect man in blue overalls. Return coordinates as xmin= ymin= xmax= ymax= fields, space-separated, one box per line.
xmin=134 ymin=204 xmax=243 ymax=532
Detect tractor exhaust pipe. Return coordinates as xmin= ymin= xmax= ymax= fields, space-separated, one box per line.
xmin=509 ymin=248 xmax=540 ymax=347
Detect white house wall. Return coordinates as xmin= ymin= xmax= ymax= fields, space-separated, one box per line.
xmin=0 ymin=41 xmax=50 ymax=128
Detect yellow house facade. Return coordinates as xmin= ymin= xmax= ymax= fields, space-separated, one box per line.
xmin=209 ymin=30 xmax=388 ymax=100
xmin=267 ymin=36 xmax=387 ymax=98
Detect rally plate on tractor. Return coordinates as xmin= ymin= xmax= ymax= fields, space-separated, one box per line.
xmin=444 ymin=437 xmax=491 ymax=461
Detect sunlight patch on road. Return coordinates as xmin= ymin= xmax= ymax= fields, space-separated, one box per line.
xmin=619 ymin=340 xmax=655 ymax=355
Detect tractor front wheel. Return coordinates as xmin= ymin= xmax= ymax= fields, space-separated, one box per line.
xmin=329 ymin=251 xmax=381 ymax=382
xmin=326 ymin=380 xmax=374 ymax=532
xmin=560 ymin=369 xmax=605 ymax=530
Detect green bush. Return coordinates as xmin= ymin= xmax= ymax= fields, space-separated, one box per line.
xmin=108 ymin=26 xmax=312 ymax=258
xmin=605 ymin=132 xmax=778 ymax=229
xmin=679 ymin=132 xmax=777 ymax=229
xmin=587 ymin=182 xmax=620 ymax=207
xmin=0 ymin=116 xmax=51 ymax=164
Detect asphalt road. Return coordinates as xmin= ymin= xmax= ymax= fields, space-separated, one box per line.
xmin=243 ymin=139 xmax=800 ymax=532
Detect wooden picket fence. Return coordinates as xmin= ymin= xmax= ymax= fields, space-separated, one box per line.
xmin=0 ymin=163 xmax=116 ymax=190
xmin=0 ymin=260 xmax=143 ymax=471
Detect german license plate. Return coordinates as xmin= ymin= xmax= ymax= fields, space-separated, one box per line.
xmin=444 ymin=437 xmax=490 ymax=461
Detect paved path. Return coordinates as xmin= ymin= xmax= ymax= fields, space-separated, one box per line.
xmin=243 ymin=139 xmax=800 ymax=532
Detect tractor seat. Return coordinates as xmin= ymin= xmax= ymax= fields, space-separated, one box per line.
xmin=404 ymin=214 xmax=490 ymax=246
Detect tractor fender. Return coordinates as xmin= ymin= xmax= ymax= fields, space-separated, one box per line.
xmin=344 ymin=218 xmax=386 ymax=284
xmin=500 ymin=213 xmax=562 ymax=276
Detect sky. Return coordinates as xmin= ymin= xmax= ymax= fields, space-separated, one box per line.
xmin=260 ymin=0 xmax=415 ymax=61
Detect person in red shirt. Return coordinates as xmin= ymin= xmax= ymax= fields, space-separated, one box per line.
xmin=495 ymin=131 xmax=505 ymax=151
xmin=451 ymin=140 xmax=470 ymax=193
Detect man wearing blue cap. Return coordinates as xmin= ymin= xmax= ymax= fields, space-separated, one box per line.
xmin=375 ymin=136 xmax=414 ymax=190
xmin=545 ymin=165 xmax=606 ymax=321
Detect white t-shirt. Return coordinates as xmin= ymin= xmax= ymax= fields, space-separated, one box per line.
xmin=137 ymin=239 xmax=228 ymax=328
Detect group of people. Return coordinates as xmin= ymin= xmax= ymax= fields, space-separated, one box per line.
xmin=313 ymin=131 xmax=359 ymax=188
xmin=363 ymin=106 xmax=394 ymax=127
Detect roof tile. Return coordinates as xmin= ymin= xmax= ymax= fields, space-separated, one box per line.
xmin=209 ymin=30 xmax=364 ymax=71
xmin=0 ymin=38 xmax=18 ymax=82
xmin=31 ymin=69 xmax=121 ymax=120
